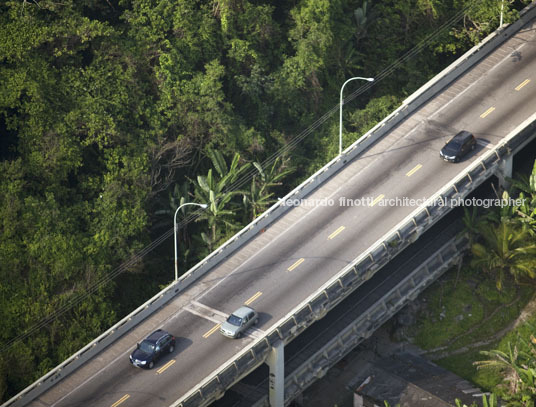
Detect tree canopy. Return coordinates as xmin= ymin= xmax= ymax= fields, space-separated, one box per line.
xmin=0 ymin=0 xmax=530 ymax=401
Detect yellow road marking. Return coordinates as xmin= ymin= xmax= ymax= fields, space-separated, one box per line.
xmin=369 ymin=194 xmax=384 ymax=207
xmin=244 ymin=291 xmax=262 ymax=305
xmin=287 ymin=258 xmax=305 ymax=272
xmin=202 ymin=323 xmax=221 ymax=338
xmin=111 ymin=394 xmax=130 ymax=407
xmin=156 ymin=359 xmax=176 ymax=374
xmin=480 ymin=107 xmax=495 ymax=118
xmin=515 ymin=79 xmax=530 ymax=91
xmin=406 ymin=164 xmax=422 ymax=177
xmin=328 ymin=226 xmax=346 ymax=240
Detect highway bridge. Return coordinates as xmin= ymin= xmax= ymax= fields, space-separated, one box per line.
xmin=5 ymin=3 xmax=536 ymax=407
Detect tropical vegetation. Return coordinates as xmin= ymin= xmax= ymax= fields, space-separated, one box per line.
xmin=466 ymin=160 xmax=536 ymax=406
xmin=409 ymin=159 xmax=536 ymax=406
xmin=0 ymin=0 xmax=531 ymax=402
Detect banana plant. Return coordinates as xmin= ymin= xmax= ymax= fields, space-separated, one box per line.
xmin=243 ymin=157 xmax=293 ymax=220
xmin=190 ymin=149 xmax=250 ymax=250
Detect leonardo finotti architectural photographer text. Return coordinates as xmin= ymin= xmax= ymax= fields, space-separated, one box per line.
xmin=280 ymin=196 xmax=525 ymax=209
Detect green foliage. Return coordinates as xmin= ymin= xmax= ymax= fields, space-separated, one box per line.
xmin=471 ymin=222 xmax=536 ymax=290
xmin=1 ymin=0 xmax=531 ymax=402
xmin=243 ymin=158 xmax=293 ymax=220
xmin=189 ymin=150 xmax=250 ymax=250
xmin=412 ymin=264 xmax=533 ymax=352
xmin=475 ymin=333 xmax=536 ymax=405
xmin=455 ymin=393 xmax=498 ymax=407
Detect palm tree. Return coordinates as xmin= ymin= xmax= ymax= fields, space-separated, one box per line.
xmin=510 ymin=160 xmax=536 ymax=232
xmin=471 ymin=221 xmax=536 ymax=290
xmin=462 ymin=206 xmax=492 ymax=245
xmin=475 ymin=336 xmax=536 ymax=405
xmin=475 ymin=343 xmax=524 ymax=396
xmin=190 ymin=149 xmax=250 ymax=251
xmin=510 ymin=160 xmax=536 ymax=198
xmin=243 ymin=157 xmax=293 ymax=220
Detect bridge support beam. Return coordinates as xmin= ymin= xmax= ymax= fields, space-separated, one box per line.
xmin=498 ymin=154 xmax=513 ymax=190
xmin=267 ymin=341 xmax=285 ymax=407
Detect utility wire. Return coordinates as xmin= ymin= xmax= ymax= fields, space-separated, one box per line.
xmin=222 ymin=2 xmax=476 ymax=195
xmin=1 ymin=1 xmax=480 ymax=353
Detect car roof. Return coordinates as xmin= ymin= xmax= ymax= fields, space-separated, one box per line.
xmin=232 ymin=306 xmax=255 ymax=318
xmin=145 ymin=329 xmax=169 ymax=342
xmin=452 ymin=130 xmax=473 ymax=142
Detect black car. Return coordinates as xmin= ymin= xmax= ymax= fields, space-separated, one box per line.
xmin=440 ymin=130 xmax=476 ymax=162
xmin=129 ymin=329 xmax=175 ymax=369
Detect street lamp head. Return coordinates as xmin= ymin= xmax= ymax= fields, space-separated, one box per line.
xmin=174 ymin=201 xmax=209 ymax=281
xmin=339 ymin=75 xmax=375 ymax=156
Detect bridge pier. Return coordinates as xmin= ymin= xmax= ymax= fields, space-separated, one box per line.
xmin=497 ymin=153 xmax=513 ymax=190
xmin=267 ymin=340 xmax=285 ymax=407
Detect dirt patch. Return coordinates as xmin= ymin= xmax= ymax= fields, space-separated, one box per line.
xmin=513 ymin=292 xmax=536 ymax=328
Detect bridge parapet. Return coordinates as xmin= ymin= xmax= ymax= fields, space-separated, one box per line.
xmin=5 ymin=3 xmax=536 ymax=406
xmin=172 ymin=113 xmax=536 ymax=407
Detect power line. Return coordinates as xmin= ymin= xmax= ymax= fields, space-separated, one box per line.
xmin=223 ymin=3 xmax=475 ymax=195
xmin=0 ymin=1 xmax=481 ymax=353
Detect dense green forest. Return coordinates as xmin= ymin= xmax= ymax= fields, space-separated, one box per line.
xmin=0 ymin=0 xmax=530 ymax=402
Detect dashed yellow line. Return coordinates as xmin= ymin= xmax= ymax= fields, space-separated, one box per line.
xmin=244 ymin=291 xmax=262 ymax=305
xmin=287 ymin=258 xmax=305 ymax=272
xmin=480 ymin=107 xmax=495 ymax=118
xmin=406 ymin=164 xmax=422 ymax=177
xmin=328 ymin=226 xmax=346 ymax=240
xmin=515 ymin=79 xmax=530 ymax=91
xmin=203 ymin=324 xmax=221 ymax=338
xmin=156 ymin=359 xmax=176 ymax=374
xmin=369 ymin=194 xmax=384 ymax=207
xmin=111 ymin=394 xmax=130 ymax=407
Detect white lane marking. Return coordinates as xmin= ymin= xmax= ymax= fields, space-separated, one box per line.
xmin=49 ymin=30 xmax=528 ymax=407
xmin=190 ymin=301 xmax=228 ymax=319
xmin=184 ymin=306 xmax=224 ymax=325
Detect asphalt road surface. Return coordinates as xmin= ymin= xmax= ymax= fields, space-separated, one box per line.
xmin=27 ymin=17 xmax=536 ymax=407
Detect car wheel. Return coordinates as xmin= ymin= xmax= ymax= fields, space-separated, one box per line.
xmin=254 ymin=318 xmax=259 ymax=325
xmin=169 ymin=345 xmax=174 ymax=353
xmin=236 ymin=332 xmax=242 ymax=339
xmin=471 ymin=143 xmax=476 ymax=150
xmin=148 ymin=361 xmax=154 ymax=369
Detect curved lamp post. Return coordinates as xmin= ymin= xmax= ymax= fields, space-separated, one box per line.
xmin=339 ymin=76 xmax=374 ymax=156
xmin=174 ymin=202 xmax=208 ymax=281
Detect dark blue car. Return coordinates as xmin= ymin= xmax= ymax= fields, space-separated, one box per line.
xmin=129 ymin=329 xmax=175 ymax=369
xmin=440 ymin=130 xmax=476 ymax=162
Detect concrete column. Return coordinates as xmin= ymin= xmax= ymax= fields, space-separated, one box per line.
xmin=498 ymin=154 xmax=513 ymax=190
xmin=267 ymin=341 xmax=285 ymax=407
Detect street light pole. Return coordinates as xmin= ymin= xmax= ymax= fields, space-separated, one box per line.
xmin=339 ymin=76 xmax=374 ymax=156
xmin=174 ymin=202 xmax=208 ymax=281
xmin=499 ymin=0 xmax=504 ymax=28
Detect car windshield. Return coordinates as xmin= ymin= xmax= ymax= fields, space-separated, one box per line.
xmin=139 ymin=340 xmax=155 ymax=354
xmin=448 ymin=139 xmax=462 ymax=148
xmin=227 ymin=314 xmax=243 ymax=326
